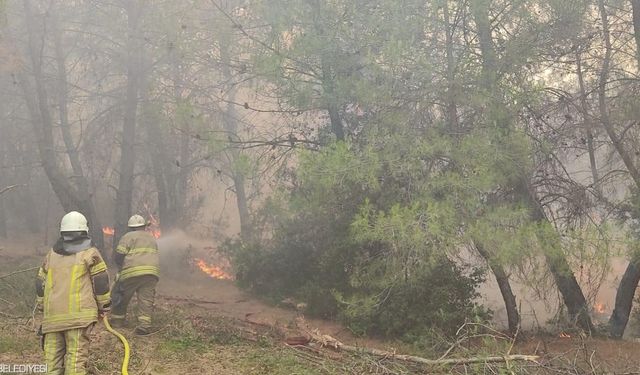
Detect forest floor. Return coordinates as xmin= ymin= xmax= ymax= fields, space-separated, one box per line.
xmin=2 ymin=238 xmax=640 ymax=374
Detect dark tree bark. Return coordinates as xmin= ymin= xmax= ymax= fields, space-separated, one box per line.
xmin=469 ymin=0 xmax=593 ymax=332
xmin=445 ymin=0 xmax=520 ymax=334
xmin=219 ymin=38 xmax=252 ymax=241
xmin=610 ymin=261 xmax=640 ymax=338
xmin=322 ymin=64 xmax=345 ymax=141
xmin=141 ymin=93 xmax=179 ymax=231
xmin=575 ymin=51 xmax=600 ymax=195
xmin=114 ymin=0 xmax=143 ymax=242
xmin=310 ymin=0 xmax=345 ymax=141
xmin=15 ymin=151 xmax=40 ymax=233
xmin=443 ymin=0 xmax=460 ymax=136
xmin=20 ymin=0 xmax=103 ymax=247
xmin=51 ymin=11 xmax=103 ymax=248
xmin=140 ymin=43 xmax=191 ymax=232
xmin=475 ymin=241 xmax=520 ymax=333
xmin=528 ymin=191 xmax=595 ymax=333
xmin=174 ymin=54 xmax=190 ymax=224
xmin=598 ymin=1 xmax=640 ymax=189
xmin=633 ymin=0 xmax=640 ymax=66
xmin=606 ymin=0 xmax=640 ymax=338
xmin=143 ymin=48 xmax=190 ymax=231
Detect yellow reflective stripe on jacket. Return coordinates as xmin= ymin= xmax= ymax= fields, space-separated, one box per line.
xmin=45 ymin=269 xmax=53 ymax=315
xmin=89 ymin=261 xmax=107 ymax=276
xmin=68 ymin=265 xmax=84 ymax=314
xmin=68 ymin=265 xmax=77 ymax=314
xmin=128 ymin=247 xmax=158 ymax=255
xmin=116 ymin=247 xmax=158 ymax=255
xmin=119 ymin=265 xmax=159 ymax=280
xmin=75 ymin=265 xmax=83 ymax=312
xmin=44 ymin=310 xmax=97 ymax=323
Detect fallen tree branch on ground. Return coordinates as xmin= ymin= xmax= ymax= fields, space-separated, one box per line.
xmin=304 ymin=328 xmax=539 ymax=367
xmin=0 ymin=184 xmax=25 ymax=196
xmin=159 ymin=295 xmax=220 ymax=304
xmin=0 ymin=266 xmax=39 ymax=280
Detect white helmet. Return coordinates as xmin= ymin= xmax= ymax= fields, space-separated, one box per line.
xmin=127 ymin=214 xmax=147 ymax=228
xmin=60 ymin=211 xmax=89 ymax=232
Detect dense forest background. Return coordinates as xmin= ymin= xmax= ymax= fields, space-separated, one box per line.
xmin=2 ymin=0 xmax=640 ymax=342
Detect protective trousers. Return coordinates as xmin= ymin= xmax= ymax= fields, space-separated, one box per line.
xmin=110 ymin=274 xmax=157 ymax=329
xmin=43 ymin=326 xmax=91 ymax=375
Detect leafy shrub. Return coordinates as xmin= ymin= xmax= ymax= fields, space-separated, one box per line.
xmin=337 ymin=260 xmax=488 ymax=337
xmin=226 ymin=131 xmax=499 ymax=339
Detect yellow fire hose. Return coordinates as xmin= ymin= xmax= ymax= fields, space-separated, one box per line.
xmin=102 ymin=316 xmax=130 ymax=375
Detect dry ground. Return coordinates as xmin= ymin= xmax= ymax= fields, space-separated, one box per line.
xmin=3 ymin=239 xmax=640 ymax=374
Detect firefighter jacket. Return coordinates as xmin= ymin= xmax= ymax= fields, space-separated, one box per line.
xmin=36 ymin=239 xmax=111 ymax=334
xmin=115 ymin=230 xmax=160 ymax=281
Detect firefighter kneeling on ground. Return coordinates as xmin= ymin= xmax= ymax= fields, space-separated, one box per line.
xmin=36 ymin=211 xmax=111 ymax=375
xmin=110 ymin=214 xmax=159 ymax=336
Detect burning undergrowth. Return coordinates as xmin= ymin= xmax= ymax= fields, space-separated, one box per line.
xmin=102 ymin=225 xmax=235 ymax=281
xmin=155 ymin=230 xmax=234 ymax=281
xmin=192 ymin=257 xmax=234 ymax=280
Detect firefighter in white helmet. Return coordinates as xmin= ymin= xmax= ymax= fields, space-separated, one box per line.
xmin=36 ymin=211 xmax=111 ymax=375
xmin=110 ymin=214 xmax=159 ymax=335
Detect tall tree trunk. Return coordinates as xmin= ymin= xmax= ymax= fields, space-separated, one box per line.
xmin=633 ymin=0 xmax=640 ymax=65
xmin=141 ymin=92 xmax=177 ymax=231
xmin=575 ymin=51 xmax=600 ymax=195
xmin=219 ymin=39 xmax=252 ymax=241
xmin=606 ymin=0 xmax=640 ymax=338
xmin=51 ymin=12 xmax=103 ymax=248
xmin=610 ymin=261 xmax=640 ymax=338
xmin=322 ymin=66 xmax=345 ymax=141
xmin=145 ymin=42 xmax=190 ymax=231
xmin=310 ymin=0 xmax=345 ymax=141
xmin=470 ymin=0 xmax=593 ymax=332
xmin=21 ymin=1 xmax=79 ymax=211
xmin=529 ymin=191 xmax=595 ymax=333
xmin=445 ymin=0 xmax=520 ymax=333
xmin=114 ymin=0 xmax=143 ymax=242
xmin=443 ymin=0 xmax=460 ymax=136
xmin=20 ymin=0 xmax=100 ymax=246
xmin=174 ymin=54 xmax=190 ymax=225
xmin=475 ymin=241 xmax=519 ymax=333
xmin=598 ymin=0 xmax=640 ymax=188
xmin=15 ymin=150 xmax=39 ymax=233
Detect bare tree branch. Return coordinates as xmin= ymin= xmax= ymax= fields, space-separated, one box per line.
xmin=0 ymin=184 xmax=25 ymax=196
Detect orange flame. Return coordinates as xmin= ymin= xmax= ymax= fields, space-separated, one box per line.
xmin=559 ymin=332 xmax=571 ymax=338
xmin=149 ymin=229 xmax=161 ymax=239
xmin=143 ymin=204 xmax=161 ymax=238
xmin=194 ymin=258 xmax=233 ymax=280
xmin=102 ymin=227 xmax=115 ymax=236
